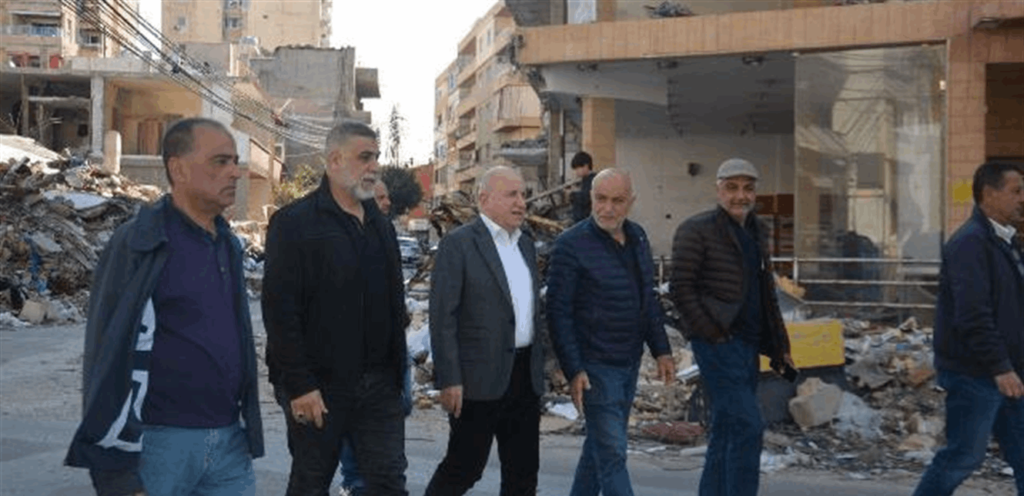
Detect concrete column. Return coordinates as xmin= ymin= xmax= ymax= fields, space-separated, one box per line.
xmin=546 ymin=109 xmax=564 ymax=187
xmin=581 ymin=97 xmax=615 ymax=170
xmin=90 ymin=76 xmax=105 ymax=159
xmin=102 ymin=131 xmax=122 ymax=176
xmin=596 ymin=0 xmax=616 ymax=22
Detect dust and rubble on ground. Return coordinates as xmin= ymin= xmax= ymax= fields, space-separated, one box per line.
xmin=1 ymin=136 xmax=1012 ymax=484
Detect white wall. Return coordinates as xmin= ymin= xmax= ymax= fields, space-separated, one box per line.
xmin=614 ymin=100 xmax=794 ymax=257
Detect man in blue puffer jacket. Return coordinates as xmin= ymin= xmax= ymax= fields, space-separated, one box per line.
xmin=547 ymin=168 xmax=675 ymax=496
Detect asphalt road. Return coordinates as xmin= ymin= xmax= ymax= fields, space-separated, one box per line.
xmin=0 ymin=312 xmax=1012 ymax=496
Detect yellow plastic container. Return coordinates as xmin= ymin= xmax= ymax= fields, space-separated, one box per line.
xmin=759 ymin=319 xmax=845 ymax=372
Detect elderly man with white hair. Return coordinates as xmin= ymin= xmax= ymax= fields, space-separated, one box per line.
xmin=547 ymin=168 xmax=675 ymax=496
xmin=425 ymin=166 xmax=546 ymax=496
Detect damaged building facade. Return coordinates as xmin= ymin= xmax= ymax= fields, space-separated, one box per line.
xmin=433 ymin=1 xmax=545 ymax=199
xmin=0 ymin=0 xmax=375 ymax=222
xmin=507 ymin=0 xmax=1024 ymax=313
xmin=249 ymin=46 xmax=380 ymax=173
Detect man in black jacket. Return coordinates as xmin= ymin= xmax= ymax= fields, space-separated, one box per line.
xmin=569 ymin=151 xmax=597 ymax=224
xmin=670 ymin=158 xmax=794 ymax=496
xmin=913 ymin=161 xmax=1024 ymax=496
xmin=262 ymin=121 xmax=410 ymax=495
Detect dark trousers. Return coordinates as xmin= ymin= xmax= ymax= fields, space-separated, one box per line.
xmin=277 ymin=369 xmax=408 ymax=496
xmin=425 ymin=348 xmax=541 ymax=496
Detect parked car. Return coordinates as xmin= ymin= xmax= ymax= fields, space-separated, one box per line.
xmin=397 ymin=236 xmax=423 ymax=266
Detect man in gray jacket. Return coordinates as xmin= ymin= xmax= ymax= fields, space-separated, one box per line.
xmin=65 ymin=118 xmax=264 ymax=496
xmin=426 ymin=166 xmax=545 ymax=496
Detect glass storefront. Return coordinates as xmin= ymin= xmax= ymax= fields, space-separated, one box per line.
xmin=793 ymin=45 xmax=946 ymax=303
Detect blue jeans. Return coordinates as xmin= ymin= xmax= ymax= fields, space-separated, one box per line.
xmin=913 ymin=369 xmax=1024 ymax=496
xmin=338 ymin=358 xmax=414 ymax=493
xmin=138 ymin=423 xmax=255 ymax=496
xmin=569 ymin=362 xmax=640 ymax=496
xmin=691 ymin=337 xmax=764 ymax=496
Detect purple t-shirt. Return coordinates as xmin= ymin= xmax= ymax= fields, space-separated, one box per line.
xmin=142 ymin=206 xmax=243 ymax=428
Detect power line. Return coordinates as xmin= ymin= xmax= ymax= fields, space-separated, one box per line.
xmin=60 ymin=0 xmax=330 ymax=148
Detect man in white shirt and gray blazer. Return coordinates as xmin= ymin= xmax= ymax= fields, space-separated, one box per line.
xmin=426 ymin=166 xmax=546 ymax=496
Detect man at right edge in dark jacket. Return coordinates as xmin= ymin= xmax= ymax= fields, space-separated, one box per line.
xmin=670 ymin=158 xmax=795 ymax=496
xmin=913 ymin=161 xmax=1024 ymax=496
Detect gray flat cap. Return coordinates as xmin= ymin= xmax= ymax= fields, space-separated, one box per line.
xmin=716 ymin=158 xmax=760 ymax=180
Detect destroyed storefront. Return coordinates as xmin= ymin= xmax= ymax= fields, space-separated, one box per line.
xmin=521 ymin=44 xmax=948 ymax=323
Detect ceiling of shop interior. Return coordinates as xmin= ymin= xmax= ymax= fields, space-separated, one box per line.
xmin=666 ymin=53 xmax=795 ymax=136
xmin=541 ymin=53 xmax=797 ymax=136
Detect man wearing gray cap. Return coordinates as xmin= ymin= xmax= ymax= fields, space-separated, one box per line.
xmin=669 ymin=158 xmax=795 ymax=496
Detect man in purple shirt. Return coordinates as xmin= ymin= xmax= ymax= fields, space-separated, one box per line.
xmin=66 ymin=117 xmax=264 ymax=496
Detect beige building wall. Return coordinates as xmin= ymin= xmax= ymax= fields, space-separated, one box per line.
xmin=163 ymin=0 xmax=325 ymax=49
xmin=248 ymin=0 xmax=324 ymax=49
xmin=163 ymin=0 xmax=223 ymax=44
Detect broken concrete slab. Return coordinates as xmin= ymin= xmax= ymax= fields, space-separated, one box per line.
xmin=42 ymin=190 xmax=110 ymax=211
xmin=26 ymin=232 xmax=62 ymax=253
xmin=789 ymin=378 xmax=843 ymax=429
xmin=18 ymin=299 xmax=49 ymax=325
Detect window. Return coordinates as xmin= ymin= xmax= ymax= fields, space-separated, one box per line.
xmin=175 ymin=16 xmax=187 ymax=31
xmin=224 ymin=17 xmax=241 ymax=29
xmin=79 ymin=30 xmax=102 ymax=47
xmin=27 ymin=56 xmax=41 ymax=68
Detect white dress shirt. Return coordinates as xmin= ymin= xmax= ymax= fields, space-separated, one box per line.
xmin=989 ymin=218 xmax=1018 ymax=246
xmin=480 ymin=214 xmax=534 ymax=348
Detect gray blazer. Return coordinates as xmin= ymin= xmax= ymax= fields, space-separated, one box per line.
xmin=429 ymin=218 xmax=546 ymax=401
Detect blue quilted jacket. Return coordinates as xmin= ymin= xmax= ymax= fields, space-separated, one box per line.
xmin=546 ymin=217 xmax=672 ymax=380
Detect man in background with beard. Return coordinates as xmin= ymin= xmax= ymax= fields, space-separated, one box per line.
xmin=262 ymin=121 xmax=410 ymax=495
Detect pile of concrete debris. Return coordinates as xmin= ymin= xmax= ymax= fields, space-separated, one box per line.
xmin=0 ymin=135 xmax=161 ymax=327
xmin=761 ymin=318 xmax=1011 ymax=479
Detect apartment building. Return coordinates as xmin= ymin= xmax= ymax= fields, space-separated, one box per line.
xmin=163 ymin=0 xmax=330 ymax=50
xmin=433 ymin=1 xmax=544 ymax=200
xmin=0 ymin=0 xmax=286 ymax=221
xmin=507 ymin=0 xmax=1023 ymax=311
xmin=1 ymin=0 xmax=154 ymax=68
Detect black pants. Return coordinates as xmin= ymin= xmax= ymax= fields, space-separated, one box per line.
xmin=425 ymin=348 xmax=541 ymax=496
xmin=277 ymin=370 xmax=408 ymax=496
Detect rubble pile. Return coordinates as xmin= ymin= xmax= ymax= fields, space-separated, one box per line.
xmin=0 ymin=135 xmax=161 ymax=327
xmin=765 ymin=318 xmax=1012 ymax=479
xmin=231 ymin=220 xmax=267 ymax=297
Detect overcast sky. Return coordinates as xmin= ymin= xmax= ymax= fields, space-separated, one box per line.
xmin=332 ymin=0 xmax=497 ymax=166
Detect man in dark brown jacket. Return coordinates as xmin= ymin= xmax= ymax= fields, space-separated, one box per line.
xmin=669 ymin=158 xmax=794 ymax=496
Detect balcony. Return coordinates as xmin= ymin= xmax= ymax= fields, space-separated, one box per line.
xmin=493 ymin=115 xmax=542 ymax=132
xmin=457 ymin=150 xmax=475 ymax=170
xmin=1 ymin=24 xmax=61 ymax=37
xmin=456 ymin=91 xmax=477 ymax=117
xmin=456 ymin=133 xmax=476 ymax=151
